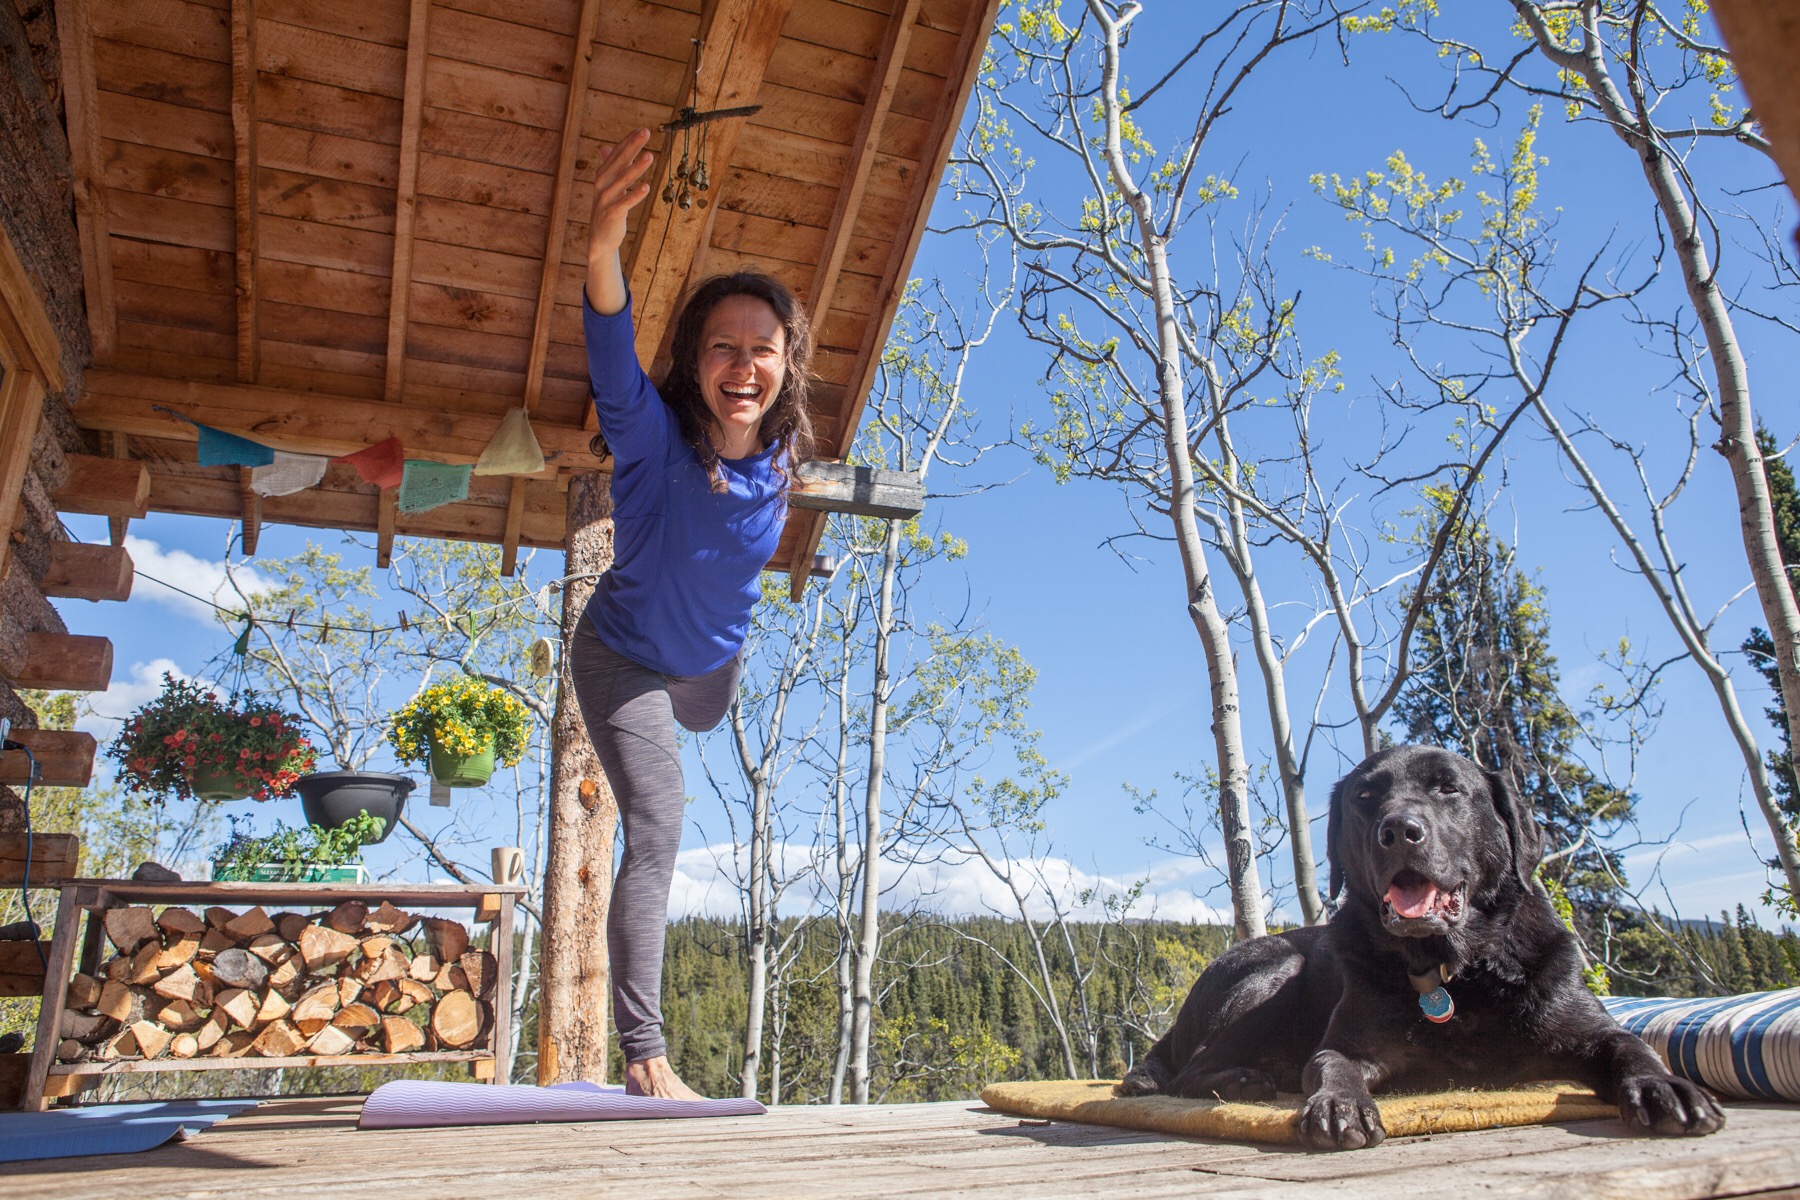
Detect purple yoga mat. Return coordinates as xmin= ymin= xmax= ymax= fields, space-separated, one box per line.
xmin=358 ymin=1080 xmax=767 ymax=1129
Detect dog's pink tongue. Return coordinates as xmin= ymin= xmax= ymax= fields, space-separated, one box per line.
xmin=1386 ymin=875 xmax=1440 ymax=919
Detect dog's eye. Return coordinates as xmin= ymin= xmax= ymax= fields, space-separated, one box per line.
xmin=1435 ymin=781 xmax=1460 ymax=795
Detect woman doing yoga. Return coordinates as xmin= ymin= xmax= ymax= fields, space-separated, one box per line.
xmin=572 ymin=128 xmax=815 ymax=1101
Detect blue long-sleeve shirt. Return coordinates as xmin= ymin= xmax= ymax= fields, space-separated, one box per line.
xmin=581 ymin=294 xmax=786 ymax=677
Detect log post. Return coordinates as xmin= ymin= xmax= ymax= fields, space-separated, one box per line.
xmin=537 ymin=471 xmax=619 ymax=1084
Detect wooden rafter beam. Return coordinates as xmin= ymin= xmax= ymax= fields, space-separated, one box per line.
xmin=75 ymin=371 xmax=593 ymax=465
xmin=0 ymin=221 xmax=66 ymax=391
xmin=107 ymin=431 xmax=131 ymax=546
xmin=230 ymin=0 xmax=260 ymax=384
xmin=377 ymin=489 xmax=397 ymax=569
xmin=524 ymin=0 xmax=603 ymax=415
xmin=0 ymin=224 xmax=61 ymax=584
xmin=384 ymin=0 xmax=433 ymax=403
xmin=53 ymin=0 xmax=114 ymax=365
xmin=0 ymin=369 xmax=44 ymax=585
xmin=500 ymin=480 xmax=527 ymax=577
xmin=619 ymin=0 xmax=797 ymax=381
xmin=788 ymin=0 xmax=1003 ymax=599
xmin=806 ymin=0 xmax=921 ymax=329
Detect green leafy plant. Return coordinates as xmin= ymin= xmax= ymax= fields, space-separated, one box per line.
xmin=107 ymin=673 xmax=316 ymax=802
xmin=388 ymin=674 xmax=531 ymax=766
xmin=210 ymin=812 xmax=386 ymax=882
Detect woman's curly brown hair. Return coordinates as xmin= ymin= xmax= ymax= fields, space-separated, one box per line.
xmin=591 ymin=272 xmax=816 ymax=494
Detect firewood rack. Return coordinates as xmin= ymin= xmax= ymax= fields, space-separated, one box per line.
xmin=23 ymin=880 xmax=524 ymax=1111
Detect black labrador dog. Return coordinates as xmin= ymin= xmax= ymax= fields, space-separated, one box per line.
xmin=1118 ymin=745 xmax=1724 ymax=1150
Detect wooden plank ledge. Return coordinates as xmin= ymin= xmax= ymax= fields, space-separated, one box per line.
xmin=9 ymin=633 xmax=112 ymax=692
xmin=0 ymin=941 xmax=50 ymax=998
xmin=0 ymin=833 xmax=79 ymax=887
xmin=0 ymin=729 xmax=98 ymax=787
xmin=41 ymin=541 xmax=134 ymax=602
xmin=790 ymin=461 xmax=925 ymax=520
xmin=52 ymin=454 xmax=149 ymax=520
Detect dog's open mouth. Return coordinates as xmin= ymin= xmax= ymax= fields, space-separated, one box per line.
xmin=1381 ymin=869 xmax=1465 ymax=932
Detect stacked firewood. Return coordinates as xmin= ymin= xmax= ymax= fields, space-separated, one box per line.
xmin=55 ymin=900 xmax=496 ymax=1063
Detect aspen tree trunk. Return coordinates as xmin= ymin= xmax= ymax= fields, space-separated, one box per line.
xmin=1215 ymin=419 xmax=1323 ymax=923
xmin=849 ymin=520 xmax=902 ymax=1102
xmin=1089 ymin=0 xmax=1265 ymax=939
xmin=738 ymin=735 xmax=772 ymax=1098
xmin=828 ymin=631 xmax=856 ymax=1104
xmin=1519 ymin=2 xmax=1800 ymax=899
xmin=538 ymin=473 xmax=621 ymax=1083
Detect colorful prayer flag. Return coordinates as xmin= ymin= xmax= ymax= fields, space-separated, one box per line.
xmin=336 ymin=436 xmax=405 ymax=489
xmin=251 ymin=451 xmax=329 ymax=497
xmin=398 ymin=460 xmax=471 ymax=513
xmin=473 ymin=407 xmax=546 ymax=476
xmin=195 ymin=423 xmax=275 ymax=468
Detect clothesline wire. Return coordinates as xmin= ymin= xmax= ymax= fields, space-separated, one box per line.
xmin=130 ymin=566 xmax=607 ymax=638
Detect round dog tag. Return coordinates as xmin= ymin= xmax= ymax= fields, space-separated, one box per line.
xmin=1419 ymin=986 xmax=1455 ymax=1023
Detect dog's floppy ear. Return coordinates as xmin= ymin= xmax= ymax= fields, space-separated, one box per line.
xmin=1326 ymin=772 xmax=1350 ymax=901
xmin=1486 ymin=768 xmax=1544 ymax=887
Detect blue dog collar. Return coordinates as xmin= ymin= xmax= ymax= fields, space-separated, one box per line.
xmin=1410 ymin=965 xmax=1455 ymax=1023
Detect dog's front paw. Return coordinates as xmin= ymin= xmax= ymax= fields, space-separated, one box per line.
xmin=1116 ymin=1062 xmax=1166 ymax=1097
xmin=1618 ymin=1074 xmax=1725 ymax=1137
xmin=1297 ymin=1089 xmax=1386 ymax=1151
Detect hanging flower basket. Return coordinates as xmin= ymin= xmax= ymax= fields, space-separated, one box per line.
xmin=294 ymin=770 xmax=413 ymax=840
xmin=188 ymin=766 xmax=257 ymax=803
xmin=388 ymin=674 xmax=531 ymax=790
xmin=427 ymin=738 xmax=497 ymax=788
xmin=107 ymin=674 xmax=316 ymax=803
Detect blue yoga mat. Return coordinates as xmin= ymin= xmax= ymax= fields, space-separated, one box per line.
xmin=0 ymin=1100 xmax=260 ymax=1164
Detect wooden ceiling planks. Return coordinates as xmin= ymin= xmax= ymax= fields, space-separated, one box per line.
xmin=62 ymin=0 xmax=1000 ymax=581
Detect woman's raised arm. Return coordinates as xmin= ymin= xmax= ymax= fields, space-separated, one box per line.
xmin=585 ymin=128 xmax=655 ymax=316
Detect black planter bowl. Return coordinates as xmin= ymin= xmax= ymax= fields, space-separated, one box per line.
xmin=294 ymin=771 xmax=414 ymax=842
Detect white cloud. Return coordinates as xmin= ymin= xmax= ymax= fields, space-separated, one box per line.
xmin=124 ymin=535 xmax=275 ymax=623
xmin=79 ymin=658 xmax=190 ymax=737
xmin=665 ymin=840 xmax=1232 ymax=924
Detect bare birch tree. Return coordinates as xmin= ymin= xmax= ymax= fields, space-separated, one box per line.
xmin=950 ymin=0 xmax=1382 ymax=935
xmin=1338 ymin=1 xmax=1800 ymax=901
xmin=839 ymin=263 xmax=1014 ymax=1101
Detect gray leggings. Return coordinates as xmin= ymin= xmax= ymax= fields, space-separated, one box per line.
xmin=568 ymin=617 xmax=739 ymax=1064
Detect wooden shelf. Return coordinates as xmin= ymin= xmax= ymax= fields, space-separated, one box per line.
xmin=22 ymin=880 xmax=523 ymax=1110
xmin=0 ymin=833 xmax=78 ymax=888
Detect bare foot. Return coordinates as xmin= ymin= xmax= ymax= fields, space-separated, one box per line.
xmin=624 ymin=1056 xmax=706 ymax=1101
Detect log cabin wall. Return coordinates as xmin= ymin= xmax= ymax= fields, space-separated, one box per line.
xmin=0 ymin=0 xmax=101 ymax=830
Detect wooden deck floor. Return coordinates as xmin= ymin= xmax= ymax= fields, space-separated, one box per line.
xmin=2 ymin=1095 xmax=1798 ymax=1199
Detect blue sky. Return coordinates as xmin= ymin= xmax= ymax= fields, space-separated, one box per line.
xmin=54 ymin=6 xmax=1797 ymax=930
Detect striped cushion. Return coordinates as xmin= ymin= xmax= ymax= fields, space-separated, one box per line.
xmin=1604 ymin=989 xmax=1800 ymax=1102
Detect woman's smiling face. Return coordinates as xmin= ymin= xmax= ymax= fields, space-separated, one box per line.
xmin=696 ymin=294 xmax=787 ymax=458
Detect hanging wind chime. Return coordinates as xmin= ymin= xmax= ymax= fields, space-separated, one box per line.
xmin=659 ymin=38 xmax=762 ymax=211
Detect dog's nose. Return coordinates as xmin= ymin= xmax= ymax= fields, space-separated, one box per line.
xmin=1377 ymin=812 xmax=1427 ymax=847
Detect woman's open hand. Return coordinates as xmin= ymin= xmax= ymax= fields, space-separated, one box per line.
xmin=586 ymin=128 xmax=655 ymax=314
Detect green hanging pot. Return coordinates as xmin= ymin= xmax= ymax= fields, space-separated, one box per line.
xmin=428 ymin=736 xmax=496 ymax=788
xmin=188 ymin=766 xmax=255 ymax=802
